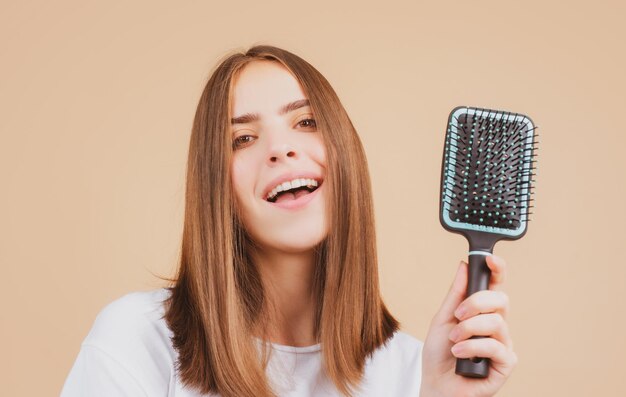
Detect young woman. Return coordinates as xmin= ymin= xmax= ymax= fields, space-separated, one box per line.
xmin=61 ymin=45 xmax=516 ymax=397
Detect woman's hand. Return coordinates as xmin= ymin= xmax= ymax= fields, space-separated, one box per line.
xmin=420 ymin=255 xmax=517 ymax=397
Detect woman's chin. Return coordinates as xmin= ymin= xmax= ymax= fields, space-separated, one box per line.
xmin=253 ymin=228 xmax=327 ymax=255
xmin=265 ymin=238 xmax=324 ymax=255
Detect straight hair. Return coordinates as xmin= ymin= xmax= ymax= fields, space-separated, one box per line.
xmin=164 ymin=45 xmax=399 ymax=397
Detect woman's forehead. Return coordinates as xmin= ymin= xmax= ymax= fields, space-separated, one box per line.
xmin=231 ymin=60 xmax=308 ymax=117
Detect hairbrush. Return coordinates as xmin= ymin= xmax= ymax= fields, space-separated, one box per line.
xmin=439 ymin=106 xmax=538 ymax=378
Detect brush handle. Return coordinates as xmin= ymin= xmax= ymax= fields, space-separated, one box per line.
xmin=455 ymin=252 xmax=492 ymax=378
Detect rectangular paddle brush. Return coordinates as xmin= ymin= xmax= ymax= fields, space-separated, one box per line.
xmin=439 ymin=106 xmax=538 ymax=378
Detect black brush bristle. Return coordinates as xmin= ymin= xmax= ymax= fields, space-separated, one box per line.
xmin=442 ymin=107 xmax=538 ymax=234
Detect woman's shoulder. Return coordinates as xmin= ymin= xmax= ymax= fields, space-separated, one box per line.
xmin=390 ymin=330 xmax=424 ymax=348
xmin=360 ymin=331 xmax=424 ymax=395
xmin=378 ymin=330 xmax=424 ymax=360
xmin=365 ymin=330 xmax=423 ymax=371
xmin=81 ymin=288 xmax=174 ymax=358
xmin=366 ymin=330 xmax=424 ymax=375
xmin=90 ymin=289 xmax=171 ymax=325
xmin=62 ymin=289 xmax=177 ymax=396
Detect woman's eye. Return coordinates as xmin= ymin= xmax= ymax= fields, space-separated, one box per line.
xmin=232 ymin=135 xmax=255 ymax=150
xmin=297 ymin=118 xmax=317 ymax=129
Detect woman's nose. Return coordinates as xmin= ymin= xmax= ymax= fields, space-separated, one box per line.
xmin=269 ymin=145 xmax=296 ymax=163
xmin=266 ymin=128 xmax=297 ymax=163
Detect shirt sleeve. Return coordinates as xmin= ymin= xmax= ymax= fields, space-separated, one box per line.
xmin=60 ymin=344 xmax=148 ymax=397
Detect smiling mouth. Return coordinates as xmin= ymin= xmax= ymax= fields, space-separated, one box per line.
xmin=266 ymin=181 xmax=322 ymax=203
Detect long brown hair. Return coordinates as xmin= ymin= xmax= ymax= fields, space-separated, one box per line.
xmin=164 ymin=45 xmax=399 ymax=397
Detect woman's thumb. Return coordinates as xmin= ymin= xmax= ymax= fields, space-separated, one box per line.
xmin=433 ymin=261 xmax=468 ymax=323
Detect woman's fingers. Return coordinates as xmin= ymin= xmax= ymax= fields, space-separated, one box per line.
xmin=454 ymin=289 xmax=510 ymax=321
xmin=442 ymin=256 xmax=516 ymax=381
xmin=450 ymin=337 xmax=518 ymax=375
xmin=486 ymin=254 xmax=507 ymax=290
xmin=448 ymin=312 xmax=513 ymax=348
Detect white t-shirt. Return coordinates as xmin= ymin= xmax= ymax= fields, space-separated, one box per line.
xmin=61 ymin=289 xmax=423 ymax=396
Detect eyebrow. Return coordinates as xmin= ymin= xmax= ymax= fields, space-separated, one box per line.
xmin=231 ymin=99 xmax=311 ymax=125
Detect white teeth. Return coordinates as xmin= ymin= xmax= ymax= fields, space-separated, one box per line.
xmin=266 ymin=178 xmax=321 ymax=201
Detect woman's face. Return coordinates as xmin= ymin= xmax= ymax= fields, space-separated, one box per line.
xmin=230 ymin=60 xmax=328 ymax=255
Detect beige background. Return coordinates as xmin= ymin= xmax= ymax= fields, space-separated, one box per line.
xmin=1 ymin=0 xmax=625 ymax=395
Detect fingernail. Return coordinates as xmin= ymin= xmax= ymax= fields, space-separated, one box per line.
xmin=449 ymin=328 xmax=460 ymax=342
xmin=454 ymin=307 xmax=466 ymax=319
xmin=451 ymin=344 xmax=462 ymax=355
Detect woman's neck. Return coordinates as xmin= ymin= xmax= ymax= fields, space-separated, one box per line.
xmin=253 ymin=247 xmax=319 ymax=347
